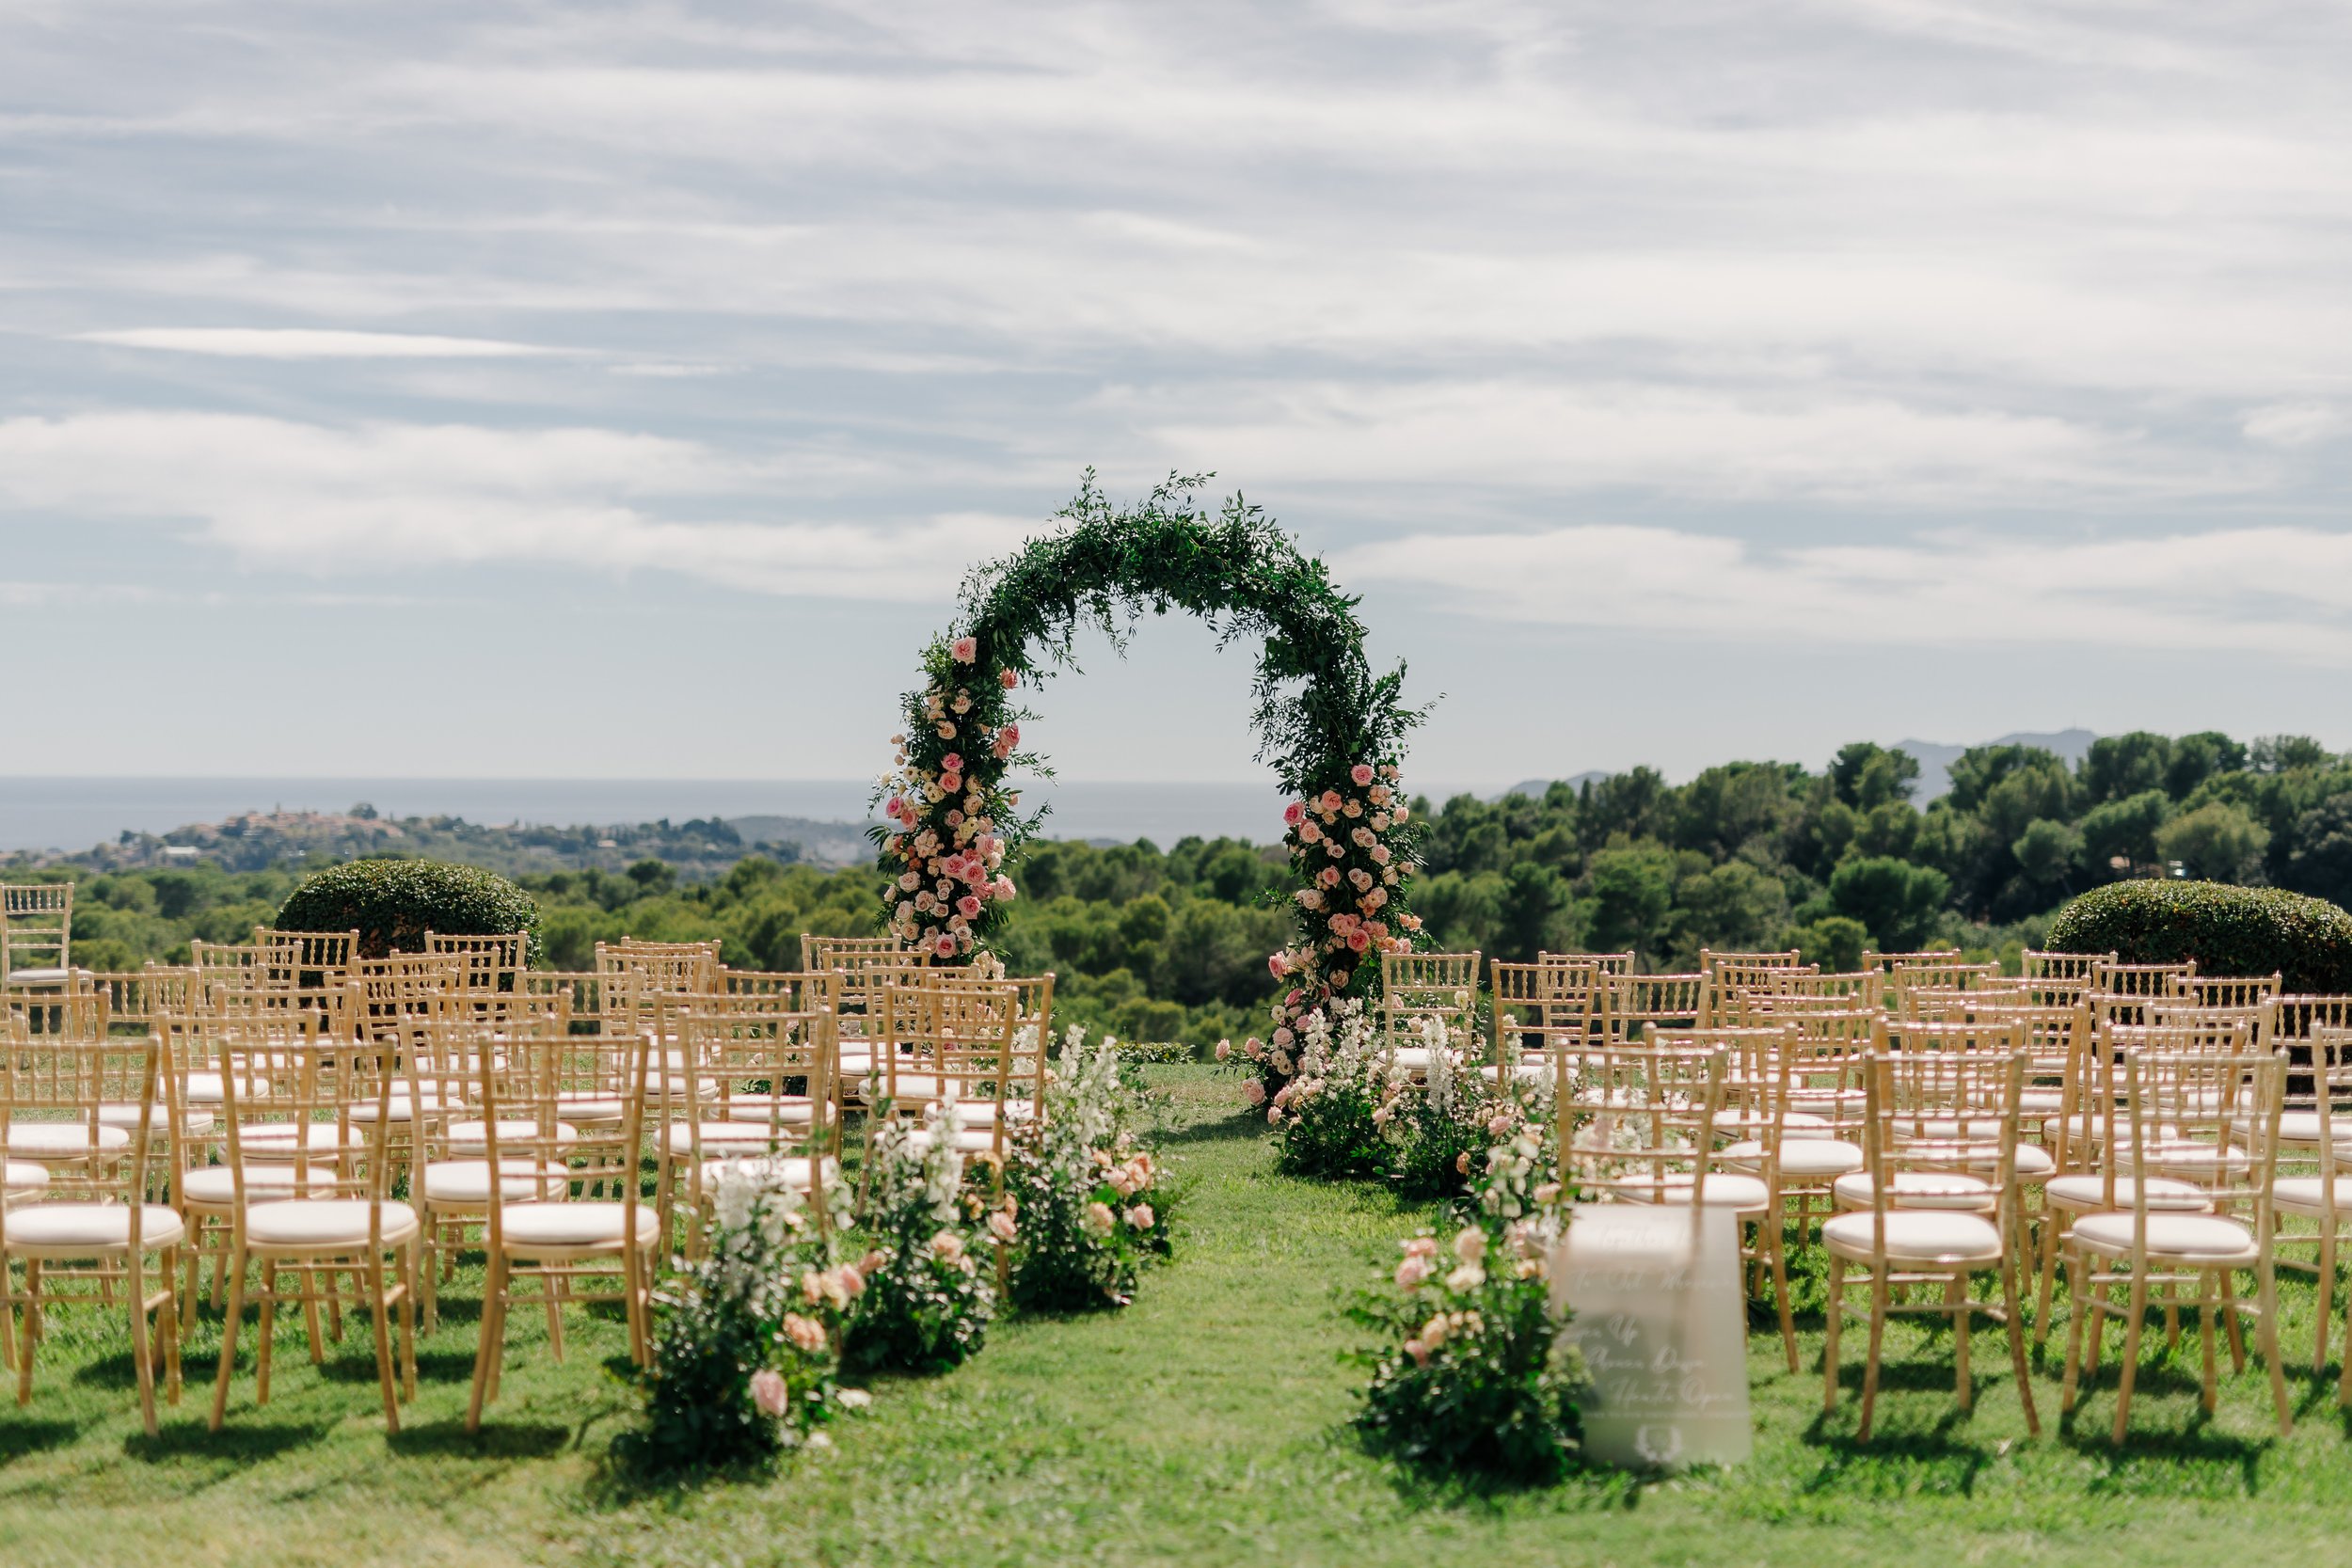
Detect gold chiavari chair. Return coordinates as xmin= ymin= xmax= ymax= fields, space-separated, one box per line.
xmin=425 ymin=930 xmax=530 ymax=994
xmin=87 ymin=965 xmax=194 ymax=1039
xmin=1823 ymin=1048 xmax=2036 ymax=1441
xmin=1489 ymin=961 xmax=1565 ymax=1081
xmin=1379 ymin=950 xmax=1481 ymax=1077
xmin=2090 ymin=958 xmax=2196 ymax=1000
xmin=596 ymin=938 xmax=721 ymax=992
xmin=2059 ymin=1047 xmax=2291 ymax=1441
xmin=467 ymin=1031 xmax=657 ymax=1431
xmin=2023 ymin=949 xmax=2115 ymax=982
xmin=1733 ymin=1003 xmax=1877 ymax=1263
xmin=832 ymin=960 xmax=933 ymax=1107
xmin=350 ymin=952 xmax=461 ymax=1043
xmin=2274 ymin=994 xmax=2352 ymax=1046
xmin=0 ymin=882 xmax=73 ymax=989
xmin=1663 ymin=1022 xmax=1814 ymax=1369
xmin=658 ymin=980 xmax=840 ymax=1258
xmin=0 ymin=1032 xmax=182 ymax=1433
xmin=1543 ymin=949 xmax=1634 ymax=974
xmin=1598 ymin=971 xmax=1713 ymax=1044
xmin=871 ymin=977 xmax=1020 ymax=1164
xmin=1700 ymin=948 xmax=1812 ymax=994
xmin=254 ymin=927 xmax=359 ymax=987
xmin=189 ymin=939 xmax=266 ymax=993
xmin=1562 ymin=1041 xmax=1745 ymax=1219
xmin=929 ymin=970 xmax=1055 ymax=1121
xmin=2271 ymin=1026 xmax=2352 ymax=1385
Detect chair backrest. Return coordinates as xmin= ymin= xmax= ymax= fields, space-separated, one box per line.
xmin=2273 ymin=995 xmax=2352 ymax=1041
xmin=925 ymin=970 xmax=1055 ymax=1101
xmin=470 ymin=1024 xmax=649 ymax=1254
xmin=84 ymin=966 xmax=194 ymax=1037
xmin=189 ymin=940 xmax=265 ymax=989
xmin=1558 ymin=1042 xmax=1727 ymax=1204
xmin=0 ymin=1035 xmax=167 ymax=1231
xmin=2147 ymin=999 xmax=2277 ymax=1052
xmin=1598 ymin=972 xmax=1712 ymax=1043
xmin=875 ymin=977 xmax=1019 ymax=1149
xmin=254 ymin=927 xmax=359 ymax=985
xmin=676 ymin=980 xmax=838 ymax=1158
xmin=596 ymin=939 xmax=721 ymax=993
xmin=801 ymin=933 xmax=911 ymax=973
xmin=1851 ymin=1049 xmax=2025 ymax=1248
xmin=1378 ymin=950 xmax=1481 ymax=1056
xmin=424 ymin=931 xmax=529 ymax=992
xmin=1859 ymin=948 xmax=1962 ymax=974
xmin=1699 ymin=949 xmax=1810 ymax=993
xmin=350 ymin=954 xmax=459 ymax=1040
xmin=2178 ymin=974 xmax=2281 ymax=1010
xmin=2022 ymin=949 xmax=2115 ymax=981
xmin=2300 ymin=1028 xmax=2352 ymax=1222
xmin=0 ymin=880 xmax=72 ymax=981
xmin=214 ymin=992 xmax=392 ymax=1210
xmin=2091 ymin=958 xmax=2195 ymax=998
xmin=2113 ymin=1048 xmax=2281 ymax=1242
xmin=1541 ymin=950 xmax=1634 ymax=975
xmin=3 ymin=982 xmax=105 ymax=1041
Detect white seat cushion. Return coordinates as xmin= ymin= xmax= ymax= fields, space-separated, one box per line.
xmin=5 ymin=1203 xmax=185 ymax=1252
xmin=3 ymin=1162 xmax=48 ymax=1193
xmin=1718 ymin=1137 xmax=1863 ymax=1178
xmin=180 ymin=1164 xmax=343 ymax=1205
xmin=2272 ymin=1176 xmax=2352 ymax=1215
xmin=100 ymin=1103 xmax=215 ymax=1135
xmin=421 ymin=1159 xmax=572 ymax=1204
xmin=1617 ymin=1172 xmax=1771 ymax=1210
xmin=2012 ymin=1143 xmax=2054 ymax=1179
xmin=243 ymin=1198 xmax=421 ymax=1249
xmin=1391 ymin=1047 xmax=1432 ymax=1071
xmin=1832 ymin=1169 xmax=1995 ymax=1211
xmin=495 ymin=1202 xmax=660 ymax=1251
xmin=184 ymin=1072 xmax=229 ymax=1105
xmin=904 ymin=1125 xmax=1008 ymax=1155
xmin=696 ymin=1155 xmax=839 ymax=1191
xmin=2072 ymin=1211 xmax=2256 ymax=1262
xmin=445 ymin=1119 xmax=577 ymax=1151
xmin=662 ymin=1121 xmax=796 ymax=1152
xmin=2044 ymin=1174 xmax=2209 ymax=1212
xmin=950 ymin=1099 xmax=1035 ymax=1126
xmin=2236 ymin=1111 xmax=2352 ymax=1147
xmin=4 ymin=969 xmax=71 ymax=986
xmin=4 ymin=1123 xmax=130 ymax=1156
xmin=1821 ymin=1209 xmax=2002 ymax=1264
xmin=238 ymin=1123 xmax=371 ymax=1157
xmin=721 ymin=1097 xmax=816 ymax=1124
xmin=554 ymin=1091 xmax=628 ymax=1121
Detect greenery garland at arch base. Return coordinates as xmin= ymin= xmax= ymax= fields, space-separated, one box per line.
xmin=872 ymin=471 xmax=1429 ymax=1091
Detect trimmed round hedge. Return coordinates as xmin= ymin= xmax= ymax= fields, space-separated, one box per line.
xmin=2045 ymin=879 xmax=2352 ymax=994
xmin=275 ymin=859 xmax=542 ymax=963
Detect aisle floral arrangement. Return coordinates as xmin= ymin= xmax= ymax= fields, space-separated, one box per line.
xmin=1345 ymin=1123 xmax=1586 ymax=1481
xmin=842 ymin=1099 xmax=1001 ymax=1376
xmin=1262 ymin=999 xmax=1553 ymax=1196
xmin=1005 ymin=1026 xmax=1180 ymax=1311
xmin=868 ymin=472 xmax=1429 ymax=1089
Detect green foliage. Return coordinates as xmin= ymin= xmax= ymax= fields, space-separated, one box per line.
xmin=2045 ymin=879 xmax=2352 ymax=993
xmin=843 ymin=1109 xmax=998 ymax=1376
xmin=1003 ymin=1031 xmax=1179 ymax=1312
xmin=274 ymin=858 xmax=542 ymax=961
xmin=1826 ymin=855 xmax=1950 ymax=952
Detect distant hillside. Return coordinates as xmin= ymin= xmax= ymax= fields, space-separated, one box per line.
xmin=1488 ymin=733 xmax=2099 ymax=807
xmin=1895 ymin=729 xmax=2098 ymax=802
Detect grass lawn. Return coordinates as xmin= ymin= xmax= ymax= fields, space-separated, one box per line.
xmin=2 ymin=1064 xmax=2349 ymax=1567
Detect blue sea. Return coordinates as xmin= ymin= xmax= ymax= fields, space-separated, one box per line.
xmin=0 ymin=777 xmax=1498 ymax=855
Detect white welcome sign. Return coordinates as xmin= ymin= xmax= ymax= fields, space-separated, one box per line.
xmin=1549 ymin=1204 xmax=1751 ymax=1470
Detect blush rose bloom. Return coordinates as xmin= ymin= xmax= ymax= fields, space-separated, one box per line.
xmin=951 ymin=636 xmax=977 ymax=662
xmin=957 ymin=895 xmax=982 ymax=919
xmin=1319 ymin=789 xmax=1343 ymax=813
xmin=941 ymin=752 xmax=963 ymax=772
xmin=783 ymin=1312 xmax=827 ymax=1354
xmin=1350 ymin=763 xmax=1375 ymax=787
xmin=1243 ymin=1080 xmax=1266 ymax=1106
xmin=999 ymin=667 xmax=1018 ymax=688
xmin=750 ymin=1367 xmax=790 ymax=1418
xmin=1124 ymin=1204 xmax=1154 ymax=1230
xmin=1283 ymin=800 xmax=1306 ymax=826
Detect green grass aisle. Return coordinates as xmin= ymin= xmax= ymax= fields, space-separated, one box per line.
xmin=2 ymin=1067 xmax=2350 ymax=1567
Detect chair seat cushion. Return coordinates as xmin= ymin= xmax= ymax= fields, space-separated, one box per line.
xmin=244 ymin=1199 xmax=420 ymax=1249
xmin=6 ymin=1202 xmax=184 ymax=1252
xmin=238 ymin=1123 xmax=372 ymax=1157
xmin=1833 ymin=1169 xmax=1997 ymax=1211
xmin=663 ymin=1121 xmax=799 ymax=1152
xmin=1617 ymin=1172 xmax=1771 ymax=1210
xmin=4 ymin=969 xmax=72 ymax=986
xmin=721 ymin=1097 xmax=817 ymax=1124
xmin=496 ymin=1201 xmax=660 ymax=1251
xmin=445 ymin=1120 xmax=577 ymax=1151
xmin=904 ymin=1125 xmax=1007 ymax=1155
xmin=350 ymin=1090 xmax=458 ymax=1124
xmin=1391 ymin=1047 xmax=1432 ymax=1071
xmin=2072 ymin=1211 xmax=2256 ymax=1262
xmin=99 ymin=1103 xmax=214 ymax=1135
xmin=2044 ymin=1174 xmax=2209 ymax=1212
xmin=2238 ymin=1111 xmax=2352 ymax=1147
xmin=1821 ymin=1210 xmax=2002 ymax=1264
xmin=3 ymin=1162 xmax=48 ymax=1193
xmin=554 ymin=1091 xmax=628 ymax=1121
xmin=2273 ymin=1176 xmax=2352 ymax=1214
xmin=1718 ymin=1137 xmax=1863 ymax=1178
xmin=4 ymin=1123 xmax=130 ymax=1156
xmin=180 ymin=1164 xmax=343 ymax=1205
xmin=421 ymin=1159 xmax=572 ymax=1204
xmin=950 ymin=1099 xmax=1035 ymax=1126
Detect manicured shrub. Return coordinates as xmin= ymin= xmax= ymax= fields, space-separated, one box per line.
xmin=2045 ymin=879 xmax=2352 ymax=993
xmin=274 ymin=859 xmax=542 ymax=962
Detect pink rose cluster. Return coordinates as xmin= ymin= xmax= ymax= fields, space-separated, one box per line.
xmin=878 ymin=652 xmax=1029 ymax=957
xmin=1261 ymin=761 xmax=1422 ymax=1073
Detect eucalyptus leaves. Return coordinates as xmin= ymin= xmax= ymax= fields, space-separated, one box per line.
xmin=872 ymin=470 xmax=1428 ymax=1069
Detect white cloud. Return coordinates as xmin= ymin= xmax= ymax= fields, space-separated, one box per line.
xmin=0 ymin=411 xmax=1032 ymax=600
xmin=66 ymin=327 xmax=567 ymax=358
xmin=1337 ymin=524 xmax=2352 ymax=660
xmin=2243 ymin=402 xmax=2342 ymax=449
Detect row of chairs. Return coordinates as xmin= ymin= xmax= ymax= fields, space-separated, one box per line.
xmin=0 ymin=930 xmax=1053 ymax=1434
xmin=1379 ymin=946 xmax=2352 ymax=1441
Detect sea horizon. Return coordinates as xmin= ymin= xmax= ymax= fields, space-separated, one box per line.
xmin=0 ymin=775 xmax=1513 ymax=855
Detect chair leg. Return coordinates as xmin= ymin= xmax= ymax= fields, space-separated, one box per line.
xmin=2060 ymin=1253 xmax=2090 ymax=1415
xmin=1999 ymin=1259 xmax=2039 ymax=1437
xmin=365 ymin=1257 xmax=399 ymax=1433
xmin=210 ymin=1245 xmax=247 ymax=1431
xmin=1947 ymin=1275 xmax=1972 ymax=1410
xmin=2111 ymin=1275 xmax=2148 ymax=1446
xmin=0 ymin=1250 xmax=17 ymax=1376
xmin=544 ymin=1270 xmax=566 ymax=1364
xmin=2314 ymin=1232 xmax=2337 ymax=1372
xmin=2199 ymin=1293 xmax=2220 ymax=1413
xmin=160 ymin=1251 xmax=182 ymax=1407
xmin=15 ymin=1261 xmax=39 ymax=1408
xmin=1769 ymin=1215 xmax=1797 ymax=1373
xmin=1859 ymin=1274 xmax=1888 ymax=1443
xmin=467 ymin=1252 xmax=509 ymax=1432
xmin=256 ymin=1261 xmax=278 ymax=1407
xmin=2258 ymin=1262 xmax=2292 ymax=1437
xmin=2218 ymin=1265 xmax=2247 ymax=1371
xmin=399 ymin=1245 xmax=419 ymax=1402
xmin=2033 ymin=1207 xmax=2062 ymax=1347
xmin=128 ymin=1252 xmax=158 ymax=1438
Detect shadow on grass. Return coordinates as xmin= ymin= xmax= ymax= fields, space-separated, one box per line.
xmin=123 ymin=1418 xmax=329 ymax=1464
xmin=2056 ymin=1413 xmax=2273 ymax=1495
xmin=315 ymin=1349 xmax=481 ymax=1386
xmin=0 ymin=1418 xmax=84 ymax=1462
xmin=1800 ymin=1407 xmax=1996 ymax=1495
xmin=388 ymin=1419 xmax=572 ymax=1460
xmin=1161 ymin=1112 xmax=1264 ymax=1148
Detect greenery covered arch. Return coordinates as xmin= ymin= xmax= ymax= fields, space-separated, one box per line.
xmin=872 ymin=471 xmax=1427 ymax=1063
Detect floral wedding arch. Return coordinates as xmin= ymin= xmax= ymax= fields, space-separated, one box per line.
xmin=871 ymin=471 xmax=1428 ymax=1078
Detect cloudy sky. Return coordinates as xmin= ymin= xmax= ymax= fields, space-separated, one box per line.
xmin=3 ymin=0 xmax=2348 ymax=788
